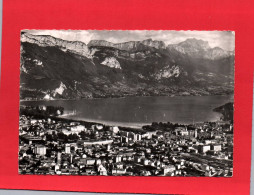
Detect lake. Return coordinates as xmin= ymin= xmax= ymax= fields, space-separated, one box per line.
xmin=20 ymin=95 xmax=234 ymax=128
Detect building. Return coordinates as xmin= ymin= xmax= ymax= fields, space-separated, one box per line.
xmin=54 ymin=164 xmax=60 ymax=172
xmin=121 ymin=136 xmax=128 ymax=143
xmin=189 ymin=129 xmax=198 ymax=138
xmin=86 ymin=158 xmax=96 ymax=165
xmin=211 ymin=144 xmax=222 ymax=152
xmin=143 ymin=159 xmax=149 ymax=166
xmin=142 ymin=131 xmax=156 ymax=139
xmin=112 ymin=169 xmax=126 ymax=175
xmin=115 ymin=155 xmax=122 ymax=163
xmin=129 ymin=132 xmax=136 ymax=141
xmin=110 ymin=126 xmax=119 ymax=134
xmin=96 ymin=159 xmax=102 ymax=165
xmin=120 ymin=131 xmax=129 ymax=137
xmin=57 ymin=152 xmax=61 ymax=164
xmin=65 ymin=144 xmax=71 ymax=154
xmin=30 ymin=119 xmax=37 ymax=125
xmin=35 ymin=145 xmax=46 ymax=156
xmin=175 ymin=127 xmax=189 ymax=136
xmin=107 ymin=144 xmax=111 ymax=151
xmin=78 ymin=139 xmax=113 ymax=146
xmin=194 ymin=129 xmax=198 ymax=138
xmin=70 ymin=154 xmax=73 ymax=163
xmin=70 ymin=125 xmax=86 ymax=133
xmin=198 ymin=145 xmax=211 ymax=153
xmin=21 ymin=134 xmax=43 ymax=145
xmin=61 ymin=129 xmax=72 ymax=136
xmin=134 ymin=156 xmax=142 ymax=163
xmin=163 ymin=165 xmax=176 ymax=175
xmin=97 ymin=164 xmax=107 ymax=175
xmin=137 ymin=134 xmax=142 ymax=141
xmin=92 ymin=124 xmax=103 ymax=131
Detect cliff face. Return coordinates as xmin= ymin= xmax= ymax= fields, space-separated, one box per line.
xmin=20 ymin=33 xmax=235 ymax=100
xmin=141 ymin=39 xmax=166 ymax=49
xmin=179 ymin=38 xmax=210 ymax=51
xmin=88 ymin=38 xmax=166 ymax=51
xmin=155 ymin=65 xmax=182 ymax=80
xmin=101 ymin=57 xmax=121 ymax=69
xmin=204 ymin=47 xmax=232 ymax=60
xmin=87 ymin=40 xmax=115 ymax=48
xmin=89 ymin=37 xmax=233 ymax=60
xmin=21 ymin=33 xmax=91 ymax=58
xmin=22 ymin=33 xmax=233 ymax=60
xmin=167 ymin=38 xmax=232 ymax=60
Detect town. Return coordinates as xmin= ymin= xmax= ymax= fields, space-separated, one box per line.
xmin=19 ymin=106 xmax=233 ymax=177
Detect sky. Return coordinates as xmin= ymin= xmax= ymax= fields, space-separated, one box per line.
xmin=23 ymin=30 xmax=235 ymax=51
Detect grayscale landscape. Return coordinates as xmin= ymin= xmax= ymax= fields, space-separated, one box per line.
xmin=19 ymin=30 xmax=234 ymax=177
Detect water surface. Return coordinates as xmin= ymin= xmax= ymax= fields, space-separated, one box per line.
xmin=20 ymin=95 xmax=233 ymax=127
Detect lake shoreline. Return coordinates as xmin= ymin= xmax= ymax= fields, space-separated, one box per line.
xmin=20 ymin=95 xmax=234 ymax=127
xmin=20 ymin=93 xmax=234 ymax=102
xmin=58 ymin=115 xmax=149 ymax=129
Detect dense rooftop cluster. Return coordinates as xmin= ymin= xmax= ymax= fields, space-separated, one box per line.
xmin=19 ymin=112 xmax=233 ymax=177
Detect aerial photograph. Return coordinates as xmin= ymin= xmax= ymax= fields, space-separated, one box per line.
xmin=19 ymin=30 xmax=234 ymax=176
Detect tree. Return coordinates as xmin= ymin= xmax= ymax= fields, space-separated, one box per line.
xmin=68 ymin=133 xmax=79 ymax=141
xmin=46 ymin=134 xmax=53 ymax=141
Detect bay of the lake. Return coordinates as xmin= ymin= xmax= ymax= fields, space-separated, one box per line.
xmin=20 ymin=95 xmax=233 ymax=128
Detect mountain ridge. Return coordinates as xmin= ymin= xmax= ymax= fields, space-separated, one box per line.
xmin=20 ymin=32 xmax=234 ymax=100
xmin=22 ymin=32 xmax=233 ymax=60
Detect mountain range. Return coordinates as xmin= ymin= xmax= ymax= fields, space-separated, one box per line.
xmin=20 ymin=32 xmax=235 ymax=100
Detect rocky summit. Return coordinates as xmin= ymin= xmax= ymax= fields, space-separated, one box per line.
xmin=20 ymin=32 xmax=234 ymax=100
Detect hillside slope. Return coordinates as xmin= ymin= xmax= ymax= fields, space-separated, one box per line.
xmin=20 ymin=33 xmax=234 ymax=100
